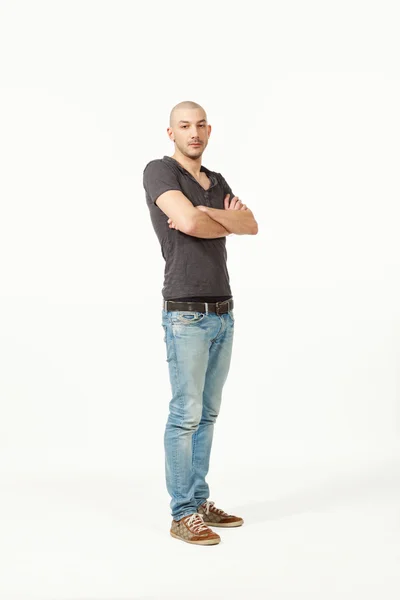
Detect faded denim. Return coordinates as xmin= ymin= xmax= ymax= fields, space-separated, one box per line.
xmin=161 ymin=308 xmax=235 ymax=521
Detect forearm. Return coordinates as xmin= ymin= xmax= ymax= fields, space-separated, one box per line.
xmin=187 ymin=212 xmax=231 ymax=239
xmin=205 ymin=207 xmax=258 ymax=235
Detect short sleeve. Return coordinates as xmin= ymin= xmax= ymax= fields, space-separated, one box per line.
xmin=218 ymin=173 xmax=235 ymax=203
xmin=143 ymin=160 xmax=182 ymax=205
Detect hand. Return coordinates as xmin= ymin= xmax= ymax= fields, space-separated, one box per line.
xmin=167 ymin=218 xmax=180 ymax=230
xmin=224 ymin=194 xmax=248 ymax=211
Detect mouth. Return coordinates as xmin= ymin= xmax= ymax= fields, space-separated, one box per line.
xmin=189 ymin=143 xmax=202 ymax=147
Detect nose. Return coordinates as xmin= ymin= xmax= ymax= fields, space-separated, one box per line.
xmin=189 ymin=125 xmax=202 ymax=135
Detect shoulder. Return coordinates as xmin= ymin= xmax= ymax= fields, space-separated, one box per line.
xmin=143 ymin=159 xmax=180 ymax=191
xmin=143 ymin=157 xmax=179 ymax=176
xmin=143 ymin=157 xmax=165 ymax=174
xmin=143 ymin=157 xmax=183 ymax=200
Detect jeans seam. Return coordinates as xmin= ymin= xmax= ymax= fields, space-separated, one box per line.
xmin=168 ymin=313 xmax=184 ymax=498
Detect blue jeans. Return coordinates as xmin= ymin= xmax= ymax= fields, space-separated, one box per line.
xmin=161 ymin=308 xmax=235 ymax=521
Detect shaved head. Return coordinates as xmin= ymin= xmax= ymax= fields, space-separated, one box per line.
xmin=169 ymin=101 xmax=207 ymax=128
xmin=167 ymin=101 xmax=211 ymax=162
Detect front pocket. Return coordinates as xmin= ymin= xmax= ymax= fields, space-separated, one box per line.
xmin=172 ymin=311 xmax=205 ymax=324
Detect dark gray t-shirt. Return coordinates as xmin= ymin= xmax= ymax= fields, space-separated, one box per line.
xmin=143 ymin=155 xmax=235 ymax=301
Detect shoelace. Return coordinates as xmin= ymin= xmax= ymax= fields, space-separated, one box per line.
xmin=184 ymin=513 xmax=210 ymax=533
xmin=203 ymin=500 xmax=229 ymax=516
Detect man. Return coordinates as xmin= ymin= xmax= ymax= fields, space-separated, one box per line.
xmin=143 ymin=101 xmax=258 ymax=546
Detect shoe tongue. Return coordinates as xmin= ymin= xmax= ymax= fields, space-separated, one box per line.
xmin=185 ymin=513 xmax=201 ymax=521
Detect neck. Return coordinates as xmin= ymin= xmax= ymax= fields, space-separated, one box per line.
xmin=170 ymin=149 xmax=202 ymax=178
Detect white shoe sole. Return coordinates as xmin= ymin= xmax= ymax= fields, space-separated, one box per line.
xmin=170 ymin=531 xmax=221 ymax=545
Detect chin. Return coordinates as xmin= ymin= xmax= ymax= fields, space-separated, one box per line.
xmin=188 ymin=148 xmax=203 ymax=157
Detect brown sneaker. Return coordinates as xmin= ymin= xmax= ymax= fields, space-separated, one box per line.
xmin=170 ymin=512 xmax=221 ymax=545
xmin=197 ymin=500 xmax=244 ymax=527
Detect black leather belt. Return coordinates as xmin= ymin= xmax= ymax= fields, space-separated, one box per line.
xmin=163 ymin=297 xmax=234 ymax=315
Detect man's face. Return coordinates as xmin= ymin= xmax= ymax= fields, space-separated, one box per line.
xmin=169 ymin=109 xmax=211 ymax=158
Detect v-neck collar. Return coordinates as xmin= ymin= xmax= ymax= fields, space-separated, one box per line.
xmin=163 ymin=155 xmax=216 ymax=190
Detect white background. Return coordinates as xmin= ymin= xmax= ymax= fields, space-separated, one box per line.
xmin=0 ymin=0 xmax=399 ymax=598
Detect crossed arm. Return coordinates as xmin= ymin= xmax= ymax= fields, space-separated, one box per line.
xmin=168 ymin=194 xmax=258 ymax=238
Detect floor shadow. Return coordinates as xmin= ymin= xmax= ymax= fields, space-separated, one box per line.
xmin=230 ymin=458 xmax=400 ymax=526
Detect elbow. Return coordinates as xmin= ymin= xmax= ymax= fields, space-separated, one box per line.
xmin=185 ymin=215 xmax=198 ymax=236
xmin=251 ymin=220 xmax=258 ymax=235
xmin=179 ymin=214 xmax=198 ymax=235
xmin=186 ymin=211 xmax=205 ymax=236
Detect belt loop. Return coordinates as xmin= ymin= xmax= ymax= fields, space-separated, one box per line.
xmin=164 ymin=300 xmax=168 ymax=311
xmin=205 ymin=302 xmax=208 ymax=315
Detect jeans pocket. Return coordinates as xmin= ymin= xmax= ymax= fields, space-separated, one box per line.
xmin=171 ymin=311 xmax=205 ymax=325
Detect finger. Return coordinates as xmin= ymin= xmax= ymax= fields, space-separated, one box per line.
xmin=224 ymin=194 xmax=230 ymax=210
xmin=228 ymin=196 xmax=236 ymax=209
xmin=230 ymin=197 xmax=241 ymax=210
